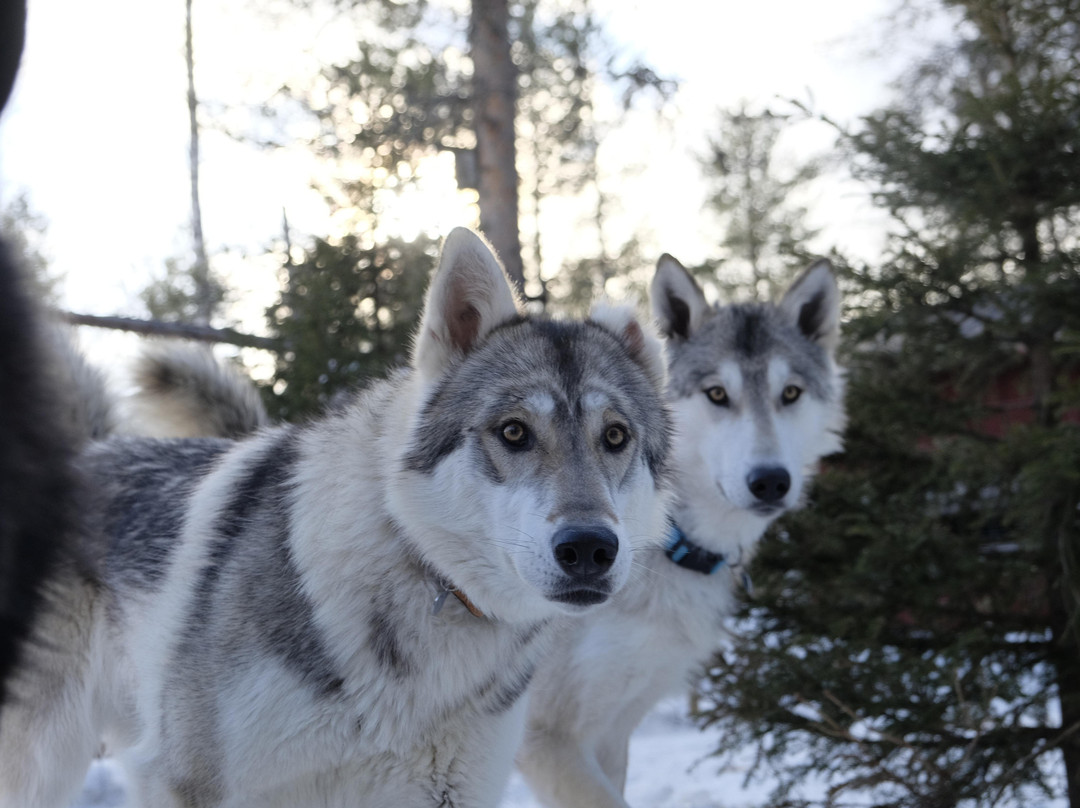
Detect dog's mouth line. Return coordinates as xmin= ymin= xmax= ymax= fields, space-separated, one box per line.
xmin=547 ymin=587 xmax=611 ymax=606
xmin=750 ymin=502 xmax=785 ymax=516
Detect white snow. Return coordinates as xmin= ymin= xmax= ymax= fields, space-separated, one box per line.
xmin=70 ymin=698 xmax=771 ymax=808
xmin=68 ymin=696 xmax=1068 ymax=807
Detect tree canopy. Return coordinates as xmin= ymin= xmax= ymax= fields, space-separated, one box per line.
xmin=258 ymin=0 xmax=674 ymax=413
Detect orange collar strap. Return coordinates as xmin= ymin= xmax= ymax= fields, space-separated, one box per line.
xmin=433 ymin=584 xmax=487 ymax=619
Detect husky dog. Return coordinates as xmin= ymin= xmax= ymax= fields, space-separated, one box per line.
xmin=519 ymin=255 xmax=846 ymax=808
xmin=0 ymin=228 xmax=673 ymax=808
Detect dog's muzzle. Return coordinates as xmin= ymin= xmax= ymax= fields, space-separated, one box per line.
xmin=548 ymin=524 xmax=618 ymax=605
xmin=746 ymin=465 xmax=790 ymax=513
xmin=552 ymin=525 xmax=618 ymax=577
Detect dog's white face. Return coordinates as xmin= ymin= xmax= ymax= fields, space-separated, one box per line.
xmin=669 ymin=353 xmax=843 ymax=520
xmin=391 ymin=229 xmax=672 ymax=623
xmin=652 ymin=254 xmax=845 ymax=532
xmin=405 ymin=380 xmax=666 ymax=620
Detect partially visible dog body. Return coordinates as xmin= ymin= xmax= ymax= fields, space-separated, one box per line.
xmin=0 ymin=0 xmax=85 ymax=708
xmin=0 ymin=229 xmax=673 ymax=808
xmin=0 ymin=245 xmax=92 ymax=706
xmin=518 ymin=256 xmax=846 ymax=808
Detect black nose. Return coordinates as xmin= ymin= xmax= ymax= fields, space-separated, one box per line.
xmin=746 ymin=466 xmax=791 ymax=503
xmin=552 ymin=526 xmax=619 ymax=578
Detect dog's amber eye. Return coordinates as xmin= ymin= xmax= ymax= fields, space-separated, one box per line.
xmin=705 ymin=386 xmax=728 ymax=406
xmin=781 ymin=385 xmax=802 ymax=404
xmin=500 ymin=420 xmax=530 ymax=448
xmin=603 ymin=424 xmax=628 ymax=451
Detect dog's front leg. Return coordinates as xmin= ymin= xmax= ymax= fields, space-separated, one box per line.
xmin=595 ymin=730 xmax=631 ymax=795
xmin=518 ymin=730 xmax=630 ymax=808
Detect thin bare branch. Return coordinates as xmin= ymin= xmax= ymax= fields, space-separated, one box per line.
xmin=60 ymin=311 xmax=286 ymax=353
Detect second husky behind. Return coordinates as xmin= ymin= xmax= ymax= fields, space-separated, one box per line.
xmin=520 ymin=255 xmax=846 ymax=807
xmin=0 ymin=229 xmax=673 ymax=808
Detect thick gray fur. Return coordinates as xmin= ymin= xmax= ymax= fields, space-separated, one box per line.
xmin=0 ymin=228 xmax=673 ymax=808
xmin=44 ymin=326 xmax=117 ymax=445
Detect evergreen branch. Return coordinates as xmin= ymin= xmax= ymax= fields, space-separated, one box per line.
xmin=784 ymin=696 xmax=1066 ymax=752
xmin=986 ymin=717 xmax=1080 ymax=806
xmin=59 ymin=312 xmax=287 ymax=353
xmin=745 ymin=603 xmax=1051 ymax=652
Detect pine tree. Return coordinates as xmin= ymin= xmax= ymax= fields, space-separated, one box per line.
xmin=0 ymin=194 xmax=59 ymax=305
xmin=284 ymin=0 xmax=673 ymax=302
xmin=141 ymin=256 xmax=229 ymax=325
xmin=258 ymin=0 xmax=674 ymax=416
xmin=697 ymin=2 xmax=1080 ymax=806
xmin=514 ymin=0 xmax=674 ymax=311
xmin=264 ymin=233 xmax=436 ymax=419
xmin=701 ymin=104 xmax=822 ymax=301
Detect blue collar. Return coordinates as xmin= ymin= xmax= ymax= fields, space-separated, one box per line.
xmin=664 ymin=521 xmax=729 ymax=575
xmin=665 ymin=522 xmax=754 ymax=594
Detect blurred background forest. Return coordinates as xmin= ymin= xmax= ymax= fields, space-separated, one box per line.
xmin=2 ymin=0 xmax=1079 ymax=806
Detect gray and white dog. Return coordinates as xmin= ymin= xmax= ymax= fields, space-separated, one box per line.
xmin=0 ymin=228 xmax=673 ymax=808
xmin=518 ymin=255 xmax=847 ymax=807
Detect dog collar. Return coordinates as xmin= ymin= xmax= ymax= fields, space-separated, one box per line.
xmin=665 ymin=521 xmax=728 ymax=575
xmin=665 ymin=521 xmax=754 ymax=593
xmin=432 ymin=585 xmax=486 ymax=619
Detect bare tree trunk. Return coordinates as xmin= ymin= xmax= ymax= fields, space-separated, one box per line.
xmin=468 ymin=0 xmax=525 ymax=296
xmin=185 ymin=0 xmax=213 ymax=325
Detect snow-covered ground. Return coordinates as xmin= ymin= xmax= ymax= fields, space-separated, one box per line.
xmin=67 ymin=693 xmax=1072 ymax=807
xmin=503 ymin=700 xmax=769 ymax=808
xmin=71 ymin=699 xmax=770 ymax=808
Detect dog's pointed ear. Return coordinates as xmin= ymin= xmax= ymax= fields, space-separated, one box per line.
xmin=413 ymin=228 xmax=521 ymax=379
xmin=650 ymin=254 xmax=708 ymax=340
xmin=780 ymin=258 xmax=841 ymax=353
xmin=589 ymin=302 xmax=667 ymax=392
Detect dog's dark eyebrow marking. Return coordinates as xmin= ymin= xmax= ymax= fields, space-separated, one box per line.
xmin=402 ymin=373 xmax=465 ymax=474
xmin=733 ymin=307 xmax=772 ymax=358
xmin=536 ymin=320 xmax=583 ymax=391
xmin=473 ymin=440 xmax=505 ymax=485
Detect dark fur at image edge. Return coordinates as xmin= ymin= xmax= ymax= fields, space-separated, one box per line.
xmin=0 ymin=243 xmax=87 ymax=701
xmin=0 ymin=0 xmax=25 ymax=113
xmin=0 ymin=0 xmax=85 ymax=703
